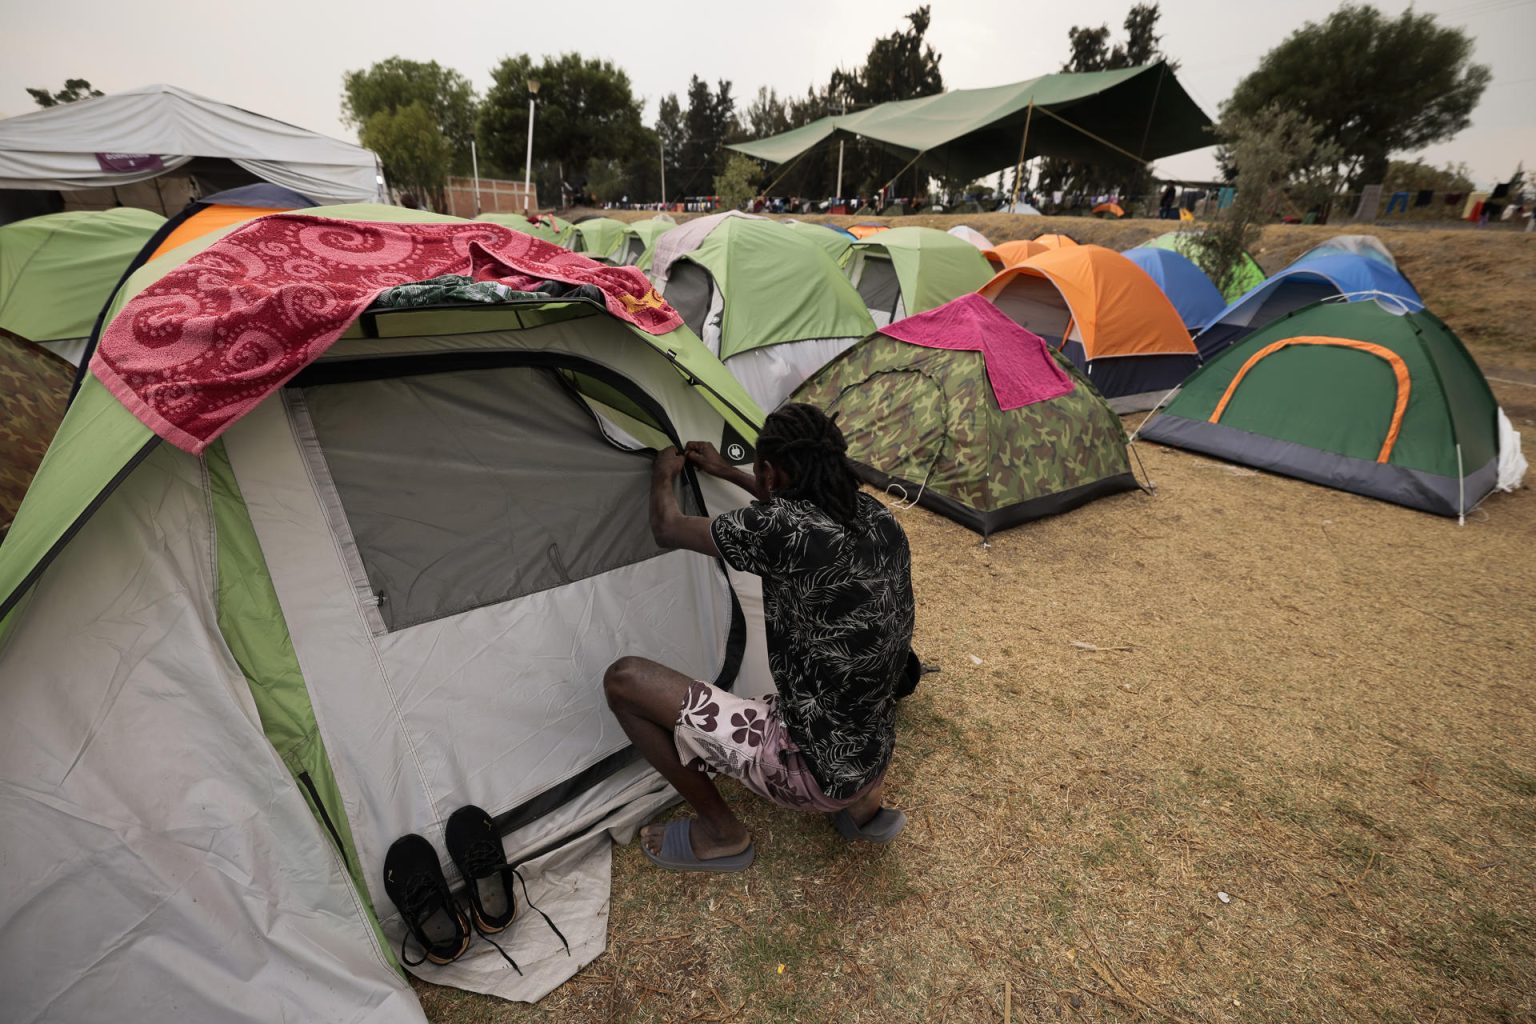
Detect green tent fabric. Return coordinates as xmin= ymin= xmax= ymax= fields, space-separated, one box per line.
xmin=571 ymin=217 xmax=637 ymax=262
xmin=729 ymin=62 xmax=1211 ymax=182
xmin=628 ymin=218 xmax=675 ymax=251
xmin=1139 ymin=300 xmax=1501 ymax=518
xmin=659 ymin=216 xmax=874 ymax=410
xmin=792 ymin=316 xmax=1137 ymax=537
xmin=0 ymin=208 xmax=164 ymax=360
xmin=476 ymin=211 xmax=576 ymax=247
xmin=1139 ymin=232 xmax=1264 ymax=301
xmin=785 ymin=220 xmax=854 ymax=266
xmin=847 ymin=226 xmax=994 ymax=321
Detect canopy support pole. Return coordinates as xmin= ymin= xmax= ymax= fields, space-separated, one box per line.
xmin=1033 ymin=104 xmax=1152 ymax=166
xmin=876 ymin=148 xmax=928 ymax=203
xmin=1010 ymin=103 xmax=1034 ymax=209
xmin=1137 ymin=64 xmax=1166 ymax=164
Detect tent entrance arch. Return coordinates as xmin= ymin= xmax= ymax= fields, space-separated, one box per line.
xmin=849 ymin=251 xmax=905 ymax=326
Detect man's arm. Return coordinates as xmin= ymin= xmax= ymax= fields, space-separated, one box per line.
xmin=684 ymin=441 xmax=768 ymax=501
xmin=650 ymin=446 xmax=720 ymax=557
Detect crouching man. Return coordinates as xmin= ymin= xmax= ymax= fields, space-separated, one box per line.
xmin=603 ymin=403 xmax=915 ymax=871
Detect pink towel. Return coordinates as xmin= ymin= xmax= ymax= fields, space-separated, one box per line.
xmin=878 ymin=293 xmax=1073 ymax=410
xmin=92 ymin=214 xmax=683 ymax=454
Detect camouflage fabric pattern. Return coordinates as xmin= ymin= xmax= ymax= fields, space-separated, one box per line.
xmin=368 ymin=274 xmax=543 ymax=308
xmin=795 ymin=336 xmax=1130 ymax=514
xmin=0 ymin=332 xmax=72 ymax=534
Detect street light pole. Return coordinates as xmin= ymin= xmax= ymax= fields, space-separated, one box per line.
xmin=659 ymin=137 xmax=667 ymax=210
xmin=523 ymin=79 xmax=541 ymax=213
xmin=470 ymin=139 xmax=482 ymax=217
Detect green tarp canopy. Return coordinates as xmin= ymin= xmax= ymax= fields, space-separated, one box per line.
xmin=728 ymin=62 xmax=1211 ymax=183
xmin=0 ymin=208 xmax=164 ymax=345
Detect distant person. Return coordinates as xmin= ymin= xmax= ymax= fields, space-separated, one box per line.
xmin=1160 ymin=183 xmax=1177 ymax=220
xmin=603 ymin=404 xmax=916 ymax=871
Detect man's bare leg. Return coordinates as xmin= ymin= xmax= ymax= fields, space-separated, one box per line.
xmin=841 ymin=781 xmax=885 ymax=828
xmin=603 ymin=656 xmax=751 ymax=860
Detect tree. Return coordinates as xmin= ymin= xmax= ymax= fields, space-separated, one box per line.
xmin=27 ymin=79 xmax=102 ymax=107
xmin=676 ymin=77 xmax=738 ymax=196
xmin=341 ymin=58 xmax=477 ymax=170
xmin=1224 ymin=4 xmax=1490 ymax=188
xmin=1186 ymin=106 xmax=1343 ymax=295
xmin=1383 ymin=159 xmax=1475 ymax=195
xmin=656 ymin=94 xmax=685 ymax=201
xmin=1038 ymin=3 xmax=1173 ymax=202
xmin=360 ymin=102 xmax=452 ymax=209
xmin=838 ymin=5 xmax=943 ymax=108
xmin=715 ymin=153 xmax=762 ymax=210
xmin=479 ymin=53 xmax=647 ymax=204
xmin=743 ymin=87 xmax=792 ymax=141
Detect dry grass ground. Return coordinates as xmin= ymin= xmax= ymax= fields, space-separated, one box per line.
xmin=419 ymin=216 xmax=1536 ymax=1023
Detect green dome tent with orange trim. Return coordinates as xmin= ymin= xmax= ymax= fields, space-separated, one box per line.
xmin=1138 ymin=299 xmax=1507 ymax=519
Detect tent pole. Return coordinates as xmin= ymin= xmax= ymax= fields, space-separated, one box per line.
xmin=1010 ymin=103 xmax=1034 ymax=209
xmin=471 ymin=139 xmax=482 ymax=217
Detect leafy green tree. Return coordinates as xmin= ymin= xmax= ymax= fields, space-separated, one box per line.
xmin=837 ymin=5 xmax=943 ymax=108
xmin=1186 ymin=106 xmax=1343 ymax=295
xmin=479 ymin=52 xmax=647 ymax=205
xmin=675 ymin=76 xmax=738 ymax=196
xmin=341 ymin=57 xmax=477 ymax=173
xmin=360 ymin=102 xmax=452 ymax=209
xmin=1224 ymin=4 xmax=1490 ymax=188
xmin=27 ymin=79 xmax=102 ymax=107
xmin=715 ymin=153 xmax=763 ymax=210
xmin=743 ymin=87 xmax=792 ymax=141
xmin=1037 ymin=3 xmax=1172 ymax=203
xmin=655 ymin=94 xmax=686 ymax=201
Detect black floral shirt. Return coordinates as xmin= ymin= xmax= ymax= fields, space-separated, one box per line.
xmin=711 ymin=493 xmax=915 ymax=798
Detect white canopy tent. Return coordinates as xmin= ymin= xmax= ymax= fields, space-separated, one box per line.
xmin=0 ymin=85 xmax=383 ymax=203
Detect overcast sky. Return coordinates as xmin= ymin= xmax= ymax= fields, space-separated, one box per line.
xmin=2 ymin=0 xmax=1530 ymax=188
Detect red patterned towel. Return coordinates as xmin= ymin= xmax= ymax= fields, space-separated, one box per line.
xmin=92 ymin=214 xmax=682 ymax=453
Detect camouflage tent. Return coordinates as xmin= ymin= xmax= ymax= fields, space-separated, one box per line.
xmin=793 ymin=294 xmax=1138 ymax=536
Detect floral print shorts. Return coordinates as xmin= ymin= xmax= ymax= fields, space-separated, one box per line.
xmin=673 ymin=681 xmax=880 ymax=813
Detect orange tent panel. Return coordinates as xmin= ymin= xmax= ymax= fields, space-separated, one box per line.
xmin=846 ymin=224 xmax=890 ymax=240
xmin=1032 ymin=233 xmax=1079 ymax=250
xmin=984 ymin=239 xmax=1048 ymax=270
xmin=978 ymin=244 xmax=1195 ymax=359
xmin=151 ymin=204 xmax=296 ymax=259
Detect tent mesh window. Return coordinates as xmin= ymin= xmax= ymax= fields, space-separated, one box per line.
xmin=292 ymin=363 xmax=699 ymax=632
xmin=852 ymin=254 xmax=903 ymax=326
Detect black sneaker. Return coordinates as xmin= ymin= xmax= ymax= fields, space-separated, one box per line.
xmin=382 ymin=833 xmax=471 ymax=966
xmin=444 ymin=805 xmax=516 ymax=934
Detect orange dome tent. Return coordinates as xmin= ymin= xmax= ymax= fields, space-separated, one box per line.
xmin=1033 ymin=233 xmax=1079 ymax=250
xmin=846 ymin=223 xmax=890 ymax=240
xmin=984 ymin=238 xmax=1049 ymax=271
xmin=979 ymin=244 xmax=1197 ymax=411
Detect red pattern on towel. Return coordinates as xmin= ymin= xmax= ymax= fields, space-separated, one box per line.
xmin=91 ymin=214 xmax=682 ymax=453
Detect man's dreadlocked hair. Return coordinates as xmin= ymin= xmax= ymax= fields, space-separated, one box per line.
xmin=757 ymin=403 xmax=862 ymax=526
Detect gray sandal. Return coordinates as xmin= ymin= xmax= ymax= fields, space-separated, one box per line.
xmin=642 ymin=819 xmax=756 ymax=873
xmin=830 ymin=807 xmax=907 ymax=843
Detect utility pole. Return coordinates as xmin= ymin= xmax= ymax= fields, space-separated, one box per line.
xmin=470 ymin=139 xmax=482 ymax=217
xmin=834 ymin=100 xmax=847 ymax=202
xmin=659 ymin=137 xmax=667 ymax=209
xmin=523 ymin=79 xmax=541 ymax=213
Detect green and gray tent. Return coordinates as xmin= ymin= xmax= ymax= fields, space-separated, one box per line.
xmin=1138 ymin=231 xmax=1264 ymax=302
xmin=475 ymin=210 xmax=576 ymax=247
xmin=628 ymin=217 xmax=676 ymax=255
xmin=0 ymin=203 xmax=773 ymax=1021
xmin=0 ymin=207 xmax=164 ymax=364
xmin=1139 ymin=299 xmax=1509 ymax=519
xmin=658 ymin=215 xmax=876 ymax=410
xmin=846 ymin=226 xmax=995 ymax=326
xmin=793 ymin=293 xmax=1138 ymax=536
xmin=570 ymin=216 xmax=641 ymax=263
xmin=784 ymin=219 xmax=856 ymax=266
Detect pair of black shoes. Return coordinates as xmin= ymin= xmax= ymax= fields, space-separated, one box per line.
xmin=383 ymin=804 xmax=566 ymax=973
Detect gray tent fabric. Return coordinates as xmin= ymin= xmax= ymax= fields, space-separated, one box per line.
xmin=0 ymin=85 xmax=382 ymax=202
xmin=648 ymin=210 xmax=763 ymax=289
xmin=0 ymin=444 xmax=420 ymax=1024
xmin=851 ymin=255 xmax=904 ymax=326
xmin=295 ymin=365 xmax=699 ymax=632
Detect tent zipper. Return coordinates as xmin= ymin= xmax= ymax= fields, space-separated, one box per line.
xmin=297 ymin=770 xmax=350 ymax=871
